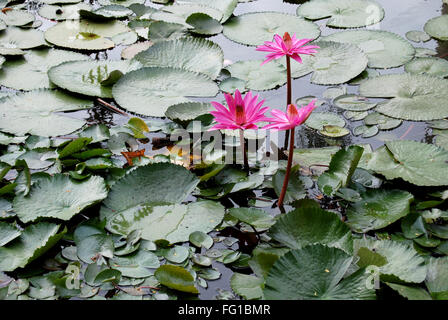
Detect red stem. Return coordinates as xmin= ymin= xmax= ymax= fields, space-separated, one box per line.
xmin=239 ymin=129 xmax=248 ymax=171
xmin=278 ymin=126 xmax=295 ymax=208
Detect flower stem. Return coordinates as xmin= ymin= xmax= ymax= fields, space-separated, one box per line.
xmin=284 ymin=56 xmax=292 ymax=148
xmin=239 ymin=129 xmax=248 ymax=171
xmin=278 ymin=126 xmax=295 ymax=209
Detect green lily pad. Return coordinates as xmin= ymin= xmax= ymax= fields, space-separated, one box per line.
xmin=79 ymin=5 xmax=133 ymax=20
xmin=0 ymin=222 xmax=65 ymax=272
xmin=162 ymin=3 xmax=223 ymax=22
xmin=426 ymin=257 xmax=448 ymax=297
xmin=98 ymin=0 xmax=144 ymax=6
xmin=286 ymin=41 xmax=368 ymax=85
xmin=48 ymin=59 xmax=140 ymax=98
xmin=405 ymin=57 xmax=448 ymax=78
xmin=355 ymin=239 xmax=427 ymax=283
xmin=225 ymin=59 xmax=286 ymax=91
xmin=323 ymin=30 xmax=415 ymax=69
xmin=135 ymin=37 xmax=223 ymax=80
xmin=177 ymin=0 xmax=237 ymax=23
xmin=112 ymin=67 xmax=219 ymax=117
xmin=0 ymin=90 xmax=93 ymax=137
xmin=165 ymin=102 xmax=214 ymax=123
xmin=264 ymin=245 xmax=375 ymax=300
xmin=219 ymin=77 xmax=247 ymax=94
xmin=110 ymin=249 xmax=160 ymax=278
xmin=0 ymin=10 xmax=34 ymax=26
xmin=106 ymin=201 xmax=224 ymax=244
xmin=353 ymin=125 xmax=378 ymax=138
xmin=424 ymin=15 xmax=448 ymax=41
xmin=102 ymin=163 xmax=199 ymax=215
xmin=45 ymin=20 xmax=131 ymax=50
xmin=386 ymin=283 xmax=432 ymax=300
xmin=13 ymin=174 xmax=107 ymax=223
xmin=223 ymin=12 xmax=320 ymax=46
xmin=347 ymin=189 xmax=413 ymax=233
xmin=0 ymin=27 xmax=47 ymax=49
xmin=405 ymin=30 xmax=430 ymax=43
xmin=230 ymin=273 xmax=264 ymax=300
xmin=359 ymin=74 xmax=448 ymax=121
xmin=364 ymin=112 xmax=402 ymax=130
xmin=228 ymin=207 xmax=275 ymax=231
xmin=38 ymin=3 xmax=92 ymax=21
xmin=319 ymin=125 xmax=350 ymax=137
xmin=187 ymin=12 xmax=222 ymax=35
xmin=0 ymin=48 xmax=89 ymax=91
xmin=297 ymin=0 xmax=384 ymax=28
xmin=305 ymin=112 xmax=346 ymax=131
xmin=41 ymin=0 xmax=82 ymax=4
xmin=415 ymin=47 xmax=437 ymax=57
xmin=362 ymin=140 xmax=448 ymax=186
xmin=269 ymin=207 xmax=353 ymax=254
xmin=333 ymin=94 xmax=377 ymax=111
xmin=155 ymin=265 xmax=198 ymax=294
xmin=0 ymin=222 xmax=21 ymax=246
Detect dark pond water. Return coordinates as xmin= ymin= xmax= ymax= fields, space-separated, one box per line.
xmin=7 ymin=0 xmax=448 ymax=300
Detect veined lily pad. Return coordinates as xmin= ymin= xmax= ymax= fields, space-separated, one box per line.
xmin=14 ymin=174 xmax=107 ymax=223
xmin=362 ymin=140 xmax=448 ymax=187
xmin=155 ymin=265 xmax=198 ymax=294
xmin=38 ymin=3 xmax=92 ymax=21
xmin=162 ymin=3 xmax=223 ymax=22
xmin=364 ymin=112 xmax=402 ymax=130
xmin=297 ymin=0 xmax=384 ymax=28
xmin=269 ymin=207 xmax=353 ymax=253
xmin=45 ymin=20 xmax=131 ymax=50
xmin=135 ymin=37 xmax=223 ymax=80
xmin=48 ymin=59 xmax=140 ymax=98
xmin=405 ymin=30 xmax=430 ymax=43
xmin=0 ymin=27 xmax=47 ymax=49
xmin=41 ymin=0 xmax=82 ymax=4
xmin=186 ymin=13 xmax=222 ymax=36
xmin=0 ymin=222 xmax=64 ymax=272
xmin=404 ymin=57 xmax=448 ymax=78
xmin=264 ymin=245 xmax=375 ymax=300
xmin=107 ymin=201 xmax=225 ymax=244
xmin=286 ymin=41 xmax=368 ymax=85
xmin=0 ymin=221 xmax=21 ymax=246
xmin=305 ymin=112 xmax=346 ymax=131
xmin=176 ymin=0 xmax=237 ymax=23
xmin=359 ymin=74 xmax=448 ymax=121
xmin=222 ymin=12 xmax=320 ymax=46
xmin=0 ymin=10 xmax=34 ymax=26
xmin=102 ymin=163 xmax=199 ymax=215
xmin=165 ymin=102 xmax=214 ymax=123
xmin=121 ymin=41 xmax=152 ymax=59
xmin=98 ymin=0 xmax=145 ymax=7
xmin=112 ymin=67 xmax=219 ymax=117
xmin=346 ymin=189 xmax=413 ymax=233
xmin=79 ymin=5 xmax=133 ymax=20
xmin=0 ymin=90 xmax=92 ymax=137
xmin=219 ymin=77 xmax=247 ymax=94
xmin=353 ymin=125 xmax=378 ymax=138
xmin=0 ymin=48 xmax=89 ymax=91
xmin=424 ymin=15 xmax=448 ymax=41
xmin=323 ymin=30 xmax=415 ymax=69
xmin=333 ymin=94 xmax=377 ymax=111
xmin=225 ymin=59 xmax=286 ymax=91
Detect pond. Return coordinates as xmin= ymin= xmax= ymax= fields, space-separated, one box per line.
xmin=0 ymin=0 xmax=448 ymax=301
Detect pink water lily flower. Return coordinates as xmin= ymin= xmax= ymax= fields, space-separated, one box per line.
xmin=209 ymin=89 xmax=270 ymax=131
xmin=263 ymin=100 xmax=317 ymax=131
xmin=256 ymin=32 xmax=320 ymax=65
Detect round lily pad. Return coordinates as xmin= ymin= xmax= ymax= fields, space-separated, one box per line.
xmin=112 ymin=67 xmax=219 ymax=117
xmin=424 ymin=15 xmax=448 ymax=41
xmin=38 ymin=3 xmax=92 ymax=21
xmin=48 ymin=59 xmax=140 ymax=98
xmin=359 ymin=73 xmax=448 ymax=121
xmin=305 ymin=112 xmax=346 ymax=131
xmin=0 ymin=48 xmax=89 ymax=90
xmin=219 ymin=77 xmax=246 ymax=93
xmin=353 ymin=125 xmax=378 ymax=138
xmin=41 ymin=0 xmax=82 ymax=4
xmin=286 ymin=41 xmax=368 ymax=85
xmin=344 ymin=110 xmax=369 ymax=121
xmin=121 ymin=41 xmax=152 ymax=59
xmin=0 ymin=9 xmax=34 ymax=26
xmin=0 ymin=89 xmax=93 ymax=137
xmin=297 ymin=0 xmax=384 ymax=28
xmin=364 ymin=112 xmax=402 ymax=130
xmin=165 ymin=102 xmax=214 ymax=123
xmin=333 ymin=94 xmax=377 ymax=111
xmin=225 ymin=59 xmax=286 ymax=91
xmin=79 ymin=5 xmax=133 ymax=20
xmin=405 ymin=30 xmax=430 ymax=43
xmin=98 ymin=0 xmax=145 ymax=7
xmin=404 ymin=57 xmax=448 ymax=78
xmin=14 ymin=174 xmax=107 ymax=223
xmin=0 ymin=27 xmax=47 ymax=49
xmin=45 ymin=20 xmax=131 ymax=50
xmin=176 ymin=0 xmax=238 ymax=23
xmin=186 ymin=12 xmax=223 ymax=35
xmin=323 ymin=30 xmax=415 ymax=69
xmin=222 ymin=12 xmax=320 ymax=46
xmin=135 ymin=37 xmax=223 ymax=80
xmin=163 ymin=3 xmax=223 ymax=22
xmin=319 ymin=125 xmax=350 ymax=137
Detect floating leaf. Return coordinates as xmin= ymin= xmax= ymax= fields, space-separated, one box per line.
xmin=0 ymin=222 xmax=21 ymax=246
xmin=347 ymin=189 xmax=413 ymax=233
xmin=38 ymin=3 xmax=92 ymax=21
xmin=334 ymin=94 xmax=376 ymax=111
xmin=14 ymin=174 xmax=107 ymax=223
xmin=135 ymin=37 xmax=223 ymax=80
xmin=177 ymin=0 xmax=237 ymax=23
xmin=269 ymin=207 xmax=353 ymax=254
xmin=353 ymin=125 xmax=378 ymax=138
xmin=230 ymin=273 xmax=263 ymax=300
xmin=110 ymin=249 xmax=160 ymax=278
xmin=106 ymin=201 xmax=225 ymax=244
xmin=155 ymin=265 xmax=198 ymax=294
xmin=0 ymin=48 xmax=88 ymax=91
xmin=0 ymin=10 xmax=34 ymax=27
xmin=0 ymin=90 xmax=92 ymax=137
xmin=323 ymin=30 xmax=415 ymax=69
xmin=223 ymin=12 xmax=320 ymax=46
xmin=405 ymin=57 xmax=448 ymax=78
xmin=297 ymin=0 xmax=384 ymax=28
xmin=264 ymin=245 xmax=375 ymax=300
xmin=364 ymin=112 xmax=402 ymax=130
xmin=0 ymin=27 xmax=46 ymax=49
xmin=186 ymin=13 xmax=222 ymax=35
xmin=424 ymin=15 xmax=448 ymax=41
xmin=0 ymin=223 xmax=64 ymax=272
xmin=112 ymin=67 xmax=219 ymax=117
xmin=305 ymin=112 xmax=346 ymax=131
xmin=79 ymin=5 xmax=133 ymax=20
xmin=359 ymin=74 xmax=448 ymax=121
xmin=165 ymin=102 xmax=214 ymax=123
xmin=405 ymin=30 xmax=430 ymax=43
xmin=77 ymin=233 xmax=114 ymax=264
xmin=228 ymin=207 xmax=275 ymax=230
